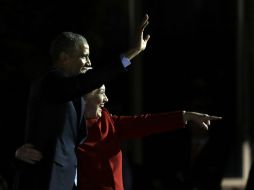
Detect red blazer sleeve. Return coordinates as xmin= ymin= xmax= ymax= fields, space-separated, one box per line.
xmin=111 ymin=110 xmax=185 ymax=140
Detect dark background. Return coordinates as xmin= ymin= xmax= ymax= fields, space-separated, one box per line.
xmin=0 ymin=0 xmax=247 ymax=189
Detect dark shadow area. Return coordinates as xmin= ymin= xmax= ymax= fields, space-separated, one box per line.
xmin=138 ymin=0 xmax=237 ymax=189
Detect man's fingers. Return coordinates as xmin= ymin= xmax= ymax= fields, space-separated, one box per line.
xmin=205 ymin=120 xmax=211 ymax=126
xmin=15 ymin=143 xmax=43 ymax=163
xmin=202 ymin=122 xmax=209 ymax=130
xmin=28 ymin=152 xmax=42 ymax=161
xmin=140 ymin=14 xmax=149 ymax=31
xmin=142 ymin=14 xmax=149 ymax=25
xmin=144 ymin=34 xmax=150 ymax=42
xmin=25 ymin=160 xmax=36 ymax=164
xmin=26 ymin=150 xmax=43 ymax=160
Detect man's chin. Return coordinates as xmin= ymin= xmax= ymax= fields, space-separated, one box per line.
xmin=80 ymin=70 xmax=88 ymax=74
xmin=80 ymin=67 xmax=93 ymax=74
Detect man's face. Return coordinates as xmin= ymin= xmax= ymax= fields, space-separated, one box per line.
xmin=66 ymin=42 xmax=92 ymax=75
xmin=84 ymin=84 xmax=108 ymax=118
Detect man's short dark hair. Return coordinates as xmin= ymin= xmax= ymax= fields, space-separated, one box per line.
xmin=49 ymin=32 xmax=87 ymax=63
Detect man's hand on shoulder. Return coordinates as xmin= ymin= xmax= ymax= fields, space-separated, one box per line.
xmin=15 ymin=143 xmax=42 ymax=164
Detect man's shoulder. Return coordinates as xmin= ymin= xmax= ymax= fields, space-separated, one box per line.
xmin=31 ymin=68 xmax=63 ymax=84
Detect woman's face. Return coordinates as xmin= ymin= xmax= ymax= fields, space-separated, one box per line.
xmin=84 ymin=84 xmax=108 ymax=118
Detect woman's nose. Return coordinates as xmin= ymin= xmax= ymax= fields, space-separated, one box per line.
xmin=104 ymin=95 xmax=108 ymax=102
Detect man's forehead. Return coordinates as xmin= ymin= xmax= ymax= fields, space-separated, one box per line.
xmin=77 ymin=43 xmax=89 ymax=55
xmin=83 ymin=43 xmax=89 ymax=49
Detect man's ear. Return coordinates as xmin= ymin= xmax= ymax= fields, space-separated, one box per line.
xmin=59 ymin=52 xmax=69 ymax=64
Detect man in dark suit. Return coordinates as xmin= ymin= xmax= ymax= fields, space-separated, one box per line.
xmin=13 ymin=14 xmax=150 ymax=190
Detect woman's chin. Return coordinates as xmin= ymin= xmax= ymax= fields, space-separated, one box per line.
xmin=97 ymin=109 xmax=102 ymax=118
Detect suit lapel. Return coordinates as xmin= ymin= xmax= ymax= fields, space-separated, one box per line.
xmin=75 ymin=97 xmax=87 ymax=145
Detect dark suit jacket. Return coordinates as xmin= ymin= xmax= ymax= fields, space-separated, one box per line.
xmin=13 ymin=58 xmax=127 ymax=190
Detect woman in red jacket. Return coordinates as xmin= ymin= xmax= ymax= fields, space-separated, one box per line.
xmin=76 ymin=84 xmax=221 ymax=190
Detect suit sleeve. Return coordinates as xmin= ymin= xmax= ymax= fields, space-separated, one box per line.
xmin=112 ymin=111 xmax=186 ymax=140
xmin=42 ymin=57 xmax=126 ymax=102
